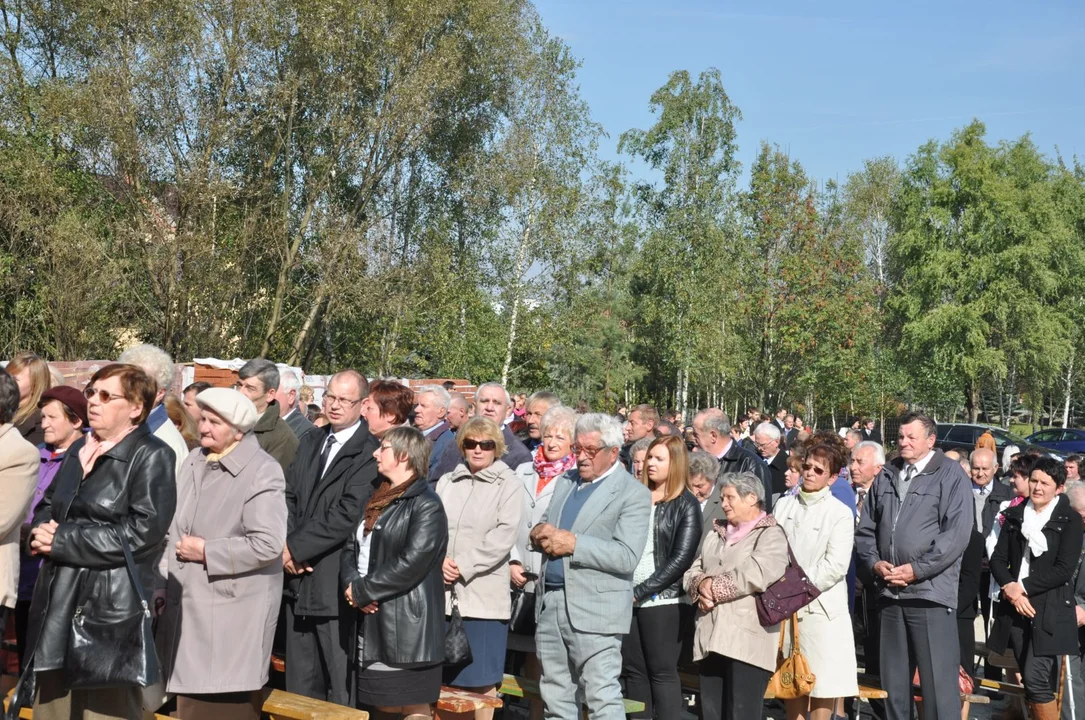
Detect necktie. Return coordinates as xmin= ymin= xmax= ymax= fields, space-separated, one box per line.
xmin=855 ymin=488 xmax=866 ymax=527
xmin=319 ymin=435 xmax=338 ymax=476
xmin=896 ymin=463 xmax=916 ymax=498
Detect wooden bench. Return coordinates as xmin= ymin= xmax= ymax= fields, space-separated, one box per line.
xmin=272 ymin=653 xmax=501 ymax=717
xmin=679 ymin=670 xmax=890 ymax=701
xmin=500 ymin=673 xmax=646 ymax=716
xmin=853 ymin=673 xmax=989 ymax=707
xmin=5 ymin=687 xmax=369 ymax=720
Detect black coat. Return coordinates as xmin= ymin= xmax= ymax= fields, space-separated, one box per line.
xmin=26 ymin=424 xmax=177 ymax=674
xmin=989 ymin=494 xmax=1084 ymax=657
xmin=766 ymin=451 xmax=789 ymax=497
xmin=285 ymin=421 xmax=379 ymax=616
xmin=957 ymin=528 xmax=986 ymax=619
xmin=340 ymin=477 xmax=448 ymax=666
xmin=633 ymin=491 xmax=702 ymax=603
xmin=980 ymin=480 xmax=1015 ymax=540
xmin=717 ymin=441 xmax=775 ymax=513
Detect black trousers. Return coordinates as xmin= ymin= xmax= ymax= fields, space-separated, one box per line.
xmin=958 ymin=614 xmax=976 ymax=681
xmin=620 ymin=604 xmax=682 ymax=719
xmin=1007 ymin=615 xmax=1059 ymax=704
xmin=698 ymin=652 xmax=771 ymax=720
xmin=879 ymin=599 xmax=961 ymax=720
xmin=284 ymin=601 xmax=352 ymax=706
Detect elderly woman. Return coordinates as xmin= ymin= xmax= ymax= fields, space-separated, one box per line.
xmin=363 ymin=379 xmax=416 ymax=438
xmin=683 ymin=471 xmax=789 ymax=720
xmin=772 ymin=444 xmax=859 ymax=720
xmin=990 ymin=456 xmax=1083 ymax=718
xmin=688 ymin=450 xmax=723 ymax=535
xmin=622 ymin=435 xmax=702 ymax=719
xmin=24 ymin=363 xmax=176 ymax=720
xmin=7 ymin=352 xmax=50 ymax=445
xmin=341 ymin=426 xmax=448 ymax=718
xmin=16 ymin=387 xmax=87 ymax=667
xmin=436 ymin=417 xmax=522 ymax=719
xmin=629 ymin=436 xmax=653 ymax=483
xmin=157 ymin=388 xmax=286 ymax=720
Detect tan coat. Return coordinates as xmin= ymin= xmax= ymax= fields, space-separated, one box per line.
xmin=683 ymin=514 xmax=789 ymax=672
xmin=0 ymin=424 xmax=38 ymax=608
xmin=158 ymin=434 xmax=287 ymax=693
xmin=437 ymin=460 xmax=522 ymax=620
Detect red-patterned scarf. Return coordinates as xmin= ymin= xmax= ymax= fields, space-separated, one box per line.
xmin=533 ymin=446 xmax=575 ymax=496
xmin=997 ymin=495 xmax=1026 ymax=527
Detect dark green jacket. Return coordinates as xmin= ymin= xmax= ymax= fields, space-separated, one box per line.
xmin=254 ymin=401 xmax=299 ymax=471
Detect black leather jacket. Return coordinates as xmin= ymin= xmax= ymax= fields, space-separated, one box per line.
xmin=633 ymin=490 xmax=702 ymax=603
xmin=25 ymin=424 xmax=177 ymax=674
xmin=718 ymin=441 xmax=775 ymax=512
xmin=340 ymin=476 xmax=448 ymax=666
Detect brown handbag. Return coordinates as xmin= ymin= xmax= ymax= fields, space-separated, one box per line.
xmin=766 ymin=614 xmax=816 ymax=700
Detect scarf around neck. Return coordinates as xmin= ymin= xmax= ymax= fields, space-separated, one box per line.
xmin=1018 ymin=497 xmax=1058 ymax=581
xmin=78 ymin=424 xmax=138 ymax=478
xmin=363 ymin=477 xmax=413 ymax=536
xmin=799 ymin=485 xmax=832 ymax=505
xmin=721 ymin=511 xmax=767 ymax=546
xmin=533 ymin=446 xmax=575 ymax=496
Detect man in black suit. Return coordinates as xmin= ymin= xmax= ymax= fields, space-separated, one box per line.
xmin=970 ymin=446 xmax=1013 ymax=680
xmin=752 ymin=422 xmax=789 ymax=500
xmin=693 ymin=408 xmax=774 ymax=512
xmin=283 ymin=369 xmax=379 ymax=704
xmin=773 ymin=407 xmax=788 ymax=433
xmin=861 ymin=417 xmax=882 ymax=444
xmin=783 ymin=414 xmax=799 ymax=448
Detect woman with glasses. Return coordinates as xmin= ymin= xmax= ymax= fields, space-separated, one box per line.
xmin=683 ymin=471 xmax=789 ymax=720
xmin=772 ymin=444 xmax=859 ymax=720
xmin=436 ymin=417 xmax=522 ymax=719
xmin=342 ymin=426 xmax=448 ymax=719
xmin=24 ymin=363 xmax=176 ymax=720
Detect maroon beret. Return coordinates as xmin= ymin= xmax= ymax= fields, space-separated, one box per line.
xmin=39 ymin=385 xmax=89 ymax=428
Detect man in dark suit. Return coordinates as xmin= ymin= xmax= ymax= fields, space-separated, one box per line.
xmin=276 ymin=367 xmax=315 ymax=440
xmin=283 ymin=369 xmax=379 ymax=705
xmin=862 ymin=418 xmax=882 ymax=444
xmin=783 ymin=414 xmax=799 ymax=448
xmin=969 ymin=446 xmax=1013 ymax=682
xmin=752 ymin=422 xmax=789 ymax=500
xmin=431 ymin=381 xmax=532 ymax=479
xmin=773 ymin=407 xmax=788 ymax=433
xmin=693 ymin=408 xmax=774 ymax=512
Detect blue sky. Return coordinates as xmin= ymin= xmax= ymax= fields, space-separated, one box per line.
xmin=535 ymin=0 xmax=1085 ymax=185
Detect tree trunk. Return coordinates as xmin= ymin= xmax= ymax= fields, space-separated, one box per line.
xmin=965 ymin=380 xmax=980 ymax=423
xmin=679 ymin=365 xmax=689 ymax=423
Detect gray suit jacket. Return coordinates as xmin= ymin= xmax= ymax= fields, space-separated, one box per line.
xmin=700 ymin=486 xmax=726 ymax=544
xmin=534 ymin=464 xmax=651 ymax=635
xmin=285 ymin=408 xmax=315 ymax=440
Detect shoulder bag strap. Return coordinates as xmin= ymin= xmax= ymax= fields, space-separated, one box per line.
xmin=117 ymin=525 xmax=151 ymax=619
xmin=790 ymin=611 xmax=801 ymax=654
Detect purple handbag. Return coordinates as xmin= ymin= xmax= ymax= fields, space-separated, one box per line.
xmin=755 ymin=542 xmax=821 ymax=627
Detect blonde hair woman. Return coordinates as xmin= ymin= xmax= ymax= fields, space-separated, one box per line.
xmin=7 ymin=353 xmax=50 ymax=445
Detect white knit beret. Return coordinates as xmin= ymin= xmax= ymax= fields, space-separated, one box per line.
xmin=195 ymin=388 xmax=258 ymax=433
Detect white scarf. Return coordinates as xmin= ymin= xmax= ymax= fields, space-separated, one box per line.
xmin=1018 ymin=498 xmax=1057 ymax=582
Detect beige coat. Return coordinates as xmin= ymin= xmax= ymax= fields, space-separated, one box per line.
xmin=0 ymin=424 xmax=38 ymax=608
xmin=158 ymin=434 xmax=287 ymax=693
xmin=437 ymin=460 xmax=522 ymax=620
xmin=683 ymin=514 xmax=789 ymax=672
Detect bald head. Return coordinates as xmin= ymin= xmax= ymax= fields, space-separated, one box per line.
xmin=970 ymin=447 xmax=998 ymax=487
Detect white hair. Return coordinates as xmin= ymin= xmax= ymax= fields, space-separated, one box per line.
xmin=118 ymin=343 xmax=173 ymax=390
xmin=1066 ymin=481 xmax=1085 ymax=511
xmin=279 ymin=368 xmax=302 ymax=393
xmin=853 ymin=440 xmax=886 ymax=465
xmin=753 ymin=422 xmax=781 ymax=441
xmin=540 ymin=406 xmax=577 ymax=437
xmin=720 ymin=471 xmax=766 ymax=507
xmin=475 ymin=381 xmax=511 ymax=407
xmin=417 ymin=384 xmax=451 ymax=410
xmin=575 ymin=412 xmax=624 ymax=449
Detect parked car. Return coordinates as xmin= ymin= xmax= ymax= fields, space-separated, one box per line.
xmin=935 ymin=423 xmax=1066 ymax=461
xmin=1025 ymin=428 xmax=1085 ymax=455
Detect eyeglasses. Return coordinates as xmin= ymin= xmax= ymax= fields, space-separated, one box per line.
xmin=84 ymin=387 xmax=127 ymax=404
xmin=801 ymin=463 xmax=829 ymax=477
xmin=463 ymin=439 xmax=496 ymax=451
xmin=324 ymin=393 xmax=361 ymax=408
xmin=379 ymin=444 xmax=393 ymax=452
xmin=572 ymin=444 xmax=605 ymax=458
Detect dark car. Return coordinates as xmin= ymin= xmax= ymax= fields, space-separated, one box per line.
xmin=1026 ymin=428 xmax=1085 ymax=455
xmin=935 ymin=423 xmax=1066 ymax=461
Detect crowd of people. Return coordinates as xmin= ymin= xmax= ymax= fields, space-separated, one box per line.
xmin=0 ymin=348 xmax=1082 ymax=720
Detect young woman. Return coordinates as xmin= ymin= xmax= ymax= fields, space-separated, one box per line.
xmin=621 ymin=435 xmax=702 ymax=719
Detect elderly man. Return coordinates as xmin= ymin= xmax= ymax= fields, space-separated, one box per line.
xmin=856 ymin=412 xmax=972 ymax=720
xmin=523 ymin=391 xmax=562 ymax=453
xmin=752 ymin=422 xmax=788 ymax=500
xmin=413 ymin=384 xmax=454 ymax=482
xmin=850 ymin=439 xmax=886 ymax=719
xmin=782 ymin=414 xmax=798 ymax=448
xmin=619 ymin=405 xmax=659 ymax=470
xmin=530 ymin=413 xmax=651 ymax=719
xmin=235 ymin=358 xmax=298 ymax=470
xmin=283 ymin=370 xmax=378 ymax=704
xmin=118 ymin=344 xmax=188 ymax=475
xmin=275 ymin=368 xmax=315 ymax=440
xmin=432 ymin=382 xmax=532 ymax=479
xmin=692 ymin=408 xmax=774 ymax=512
xmin=446 ymin=391 xmax=469 ymax=431
xmin=970 ymin=446 xmax=1013 ymax=680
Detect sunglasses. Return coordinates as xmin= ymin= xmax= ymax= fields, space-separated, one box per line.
xmin=463 ymin=439 xmax=497 ymax=451
xmin=801 ymin=463 xmax=829 ymax=477
xmin=83 ymin=387 xmax=127 ymax=403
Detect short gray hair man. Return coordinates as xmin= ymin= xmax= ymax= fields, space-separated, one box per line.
xmin=575 ymin=412 xmax=624 ymax=450
xmin=417 ymin=384 xmax=451 ymax=411
xmin=118 ymin=344 xmax=174 ymax=401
